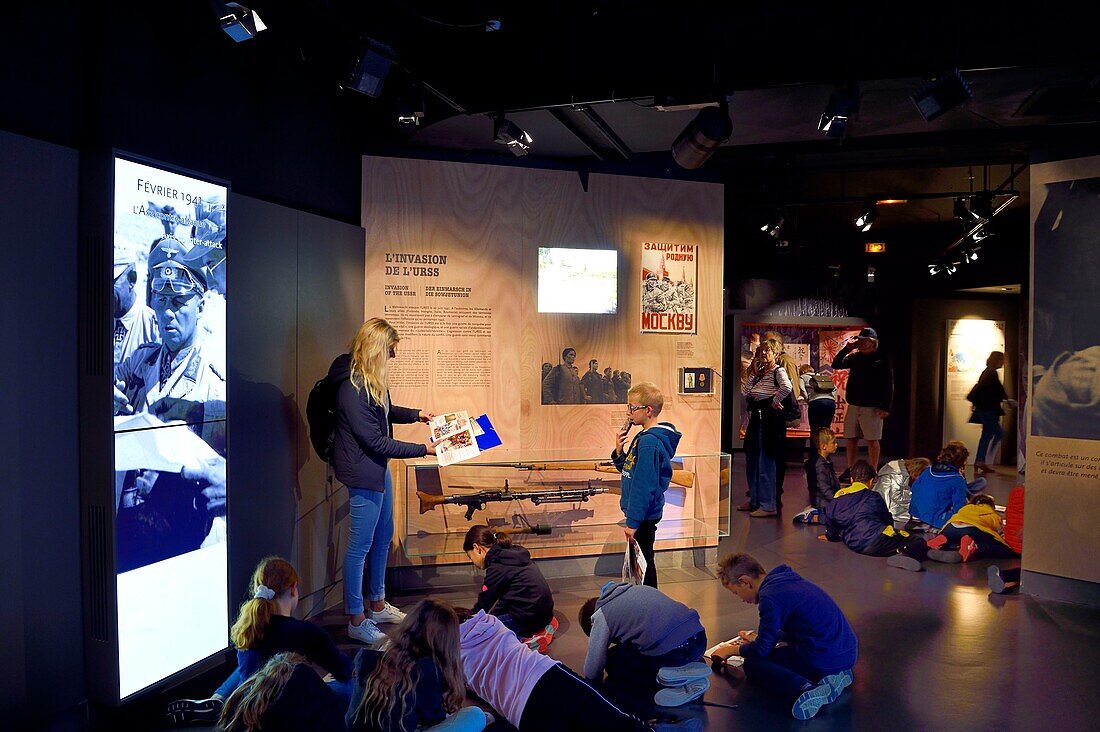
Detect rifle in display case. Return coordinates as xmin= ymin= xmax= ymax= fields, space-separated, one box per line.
xmin=416 ymin=480 xmax=610 ymax=520
xmin=509 ymin=461 xmax=695 ymax=488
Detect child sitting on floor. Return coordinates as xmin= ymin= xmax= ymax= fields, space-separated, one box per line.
xmin=218 ymin=652 xmax=346 ymax=732
xmin=819 ymin=461 xmax=928 ymax=559
xmin=348 ymin=599 xmax=489 ymax=732
xmin=463 ymin=525 xmax=557 ymax=652
xmin=873 ymin=457 xmax=931 ymax=527
xmin=794 ymin=428 xmax=841 ymax=523
xmin=165 ymin=557 xmax=353 ymax=725
xmin=909 ymin=442 xmax=983 ymax=529
xmin=711 ymin=553 xmax=857 ymax=721
xmin=923 ymin=493 xmax=1020 ymax=563
xmin=460 ymin=610 xmax=699 ymax=731
xmin=579 ymin=581 xmax=709 ymax=703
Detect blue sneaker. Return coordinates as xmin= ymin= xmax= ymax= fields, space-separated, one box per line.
xmin=654 ymin=677 xmax=710 ymax=707
xmin=792 ymin=682 xmax=832 ymax=720
xmin=821 ymin=668 xmax=853 ymax=702
xmin=657 ymin=662 xmax=712 ymax=686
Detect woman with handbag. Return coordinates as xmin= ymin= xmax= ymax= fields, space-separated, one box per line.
xmin=967 ymin=351 xmax=1012 ymax=474
xmin=739 ymin=339 xmax=793 ymax=517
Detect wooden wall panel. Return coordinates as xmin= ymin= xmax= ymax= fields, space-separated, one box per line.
xmin=362 ymin=157 xmax=724 ymax=566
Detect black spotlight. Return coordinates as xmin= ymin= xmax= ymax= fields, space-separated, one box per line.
xmin=818 ymin=84 xmax=859 ymax=138
xmin=215 ymin=1 xmax=267 ymax=42
xmin=953 ymin=197 xmax=970 ymax=220
xmin=855 ymin=204 xmax=879 ymax=232
xmin=970 ymin=192 xmax=994 ymax=221
xmin=671 ymin=99 xmax=732 ymax=169
xmin=911 ymin=69 xmax=973 ymax=122
xmin=494 ymin=116 xmax=533 ymax=156
xmin=344 ymin=42 xmax=394 ymax=98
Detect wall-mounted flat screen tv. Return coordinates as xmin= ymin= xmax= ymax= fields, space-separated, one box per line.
xmin=537 ymin=247 xmax=618 ymax=314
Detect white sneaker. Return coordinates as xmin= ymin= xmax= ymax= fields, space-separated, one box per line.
xmin=368 ymin=602 xmax=406 ymax=624
xmin=348 ymin=618 xmax=386 ymax=644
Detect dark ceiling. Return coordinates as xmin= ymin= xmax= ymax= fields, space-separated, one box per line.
xmin=3 ymin=1 xmax=1097 ymax=289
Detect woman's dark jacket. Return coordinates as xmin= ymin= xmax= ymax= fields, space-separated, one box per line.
xmin=330 ymin=353 xmax=426 ymax=490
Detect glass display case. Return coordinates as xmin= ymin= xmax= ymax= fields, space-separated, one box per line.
xmin=401 ymin=449 xmax=731 ymax=559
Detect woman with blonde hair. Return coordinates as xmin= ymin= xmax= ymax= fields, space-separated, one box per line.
xmin=330 ymin=317 xmax=437 ymax=644
xmin=166 ymin=557 xmax=353 ymax=725
xmin=349 ymin=599 xmax=487 ymax=732
xmin=218 ymin=652 xmax=346 ymax=732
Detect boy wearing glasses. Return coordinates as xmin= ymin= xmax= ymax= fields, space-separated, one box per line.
xmin=611 ymin=382 xmax=681 ymax=588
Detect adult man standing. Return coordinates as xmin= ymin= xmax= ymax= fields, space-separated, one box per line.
xmin=114 ymin=238 xmax=226 ymax=450
xmin=542 ymin=347 xmax=584 ymax=404
xmin=112 ymin=252 xmax=159 ymax=368
xmin=113 ymin=238 xmax=227 ymax=571
xmin=831 ymin=327 xmax=893 ymax=472
xmin=581 ymin=358 xmax=606 ymax=403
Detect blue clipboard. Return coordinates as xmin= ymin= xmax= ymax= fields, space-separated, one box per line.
xmin=473 ymin=414 xmax=502 ymax=451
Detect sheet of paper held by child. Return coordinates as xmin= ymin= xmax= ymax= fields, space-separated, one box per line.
xmin=429 ymin=410 xmax=481 ymax=467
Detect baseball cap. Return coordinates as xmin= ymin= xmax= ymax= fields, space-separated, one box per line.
xmin=858 ymin=327 xmax=879 ymax=340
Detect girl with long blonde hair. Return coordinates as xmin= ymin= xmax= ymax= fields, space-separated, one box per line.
xmin=348 ymin=599 xmax=486 ymax=732
xmin=218 ymin=652 xmax=345 ymax=731
xmin=166 ymin=557 xmax=353 ymax=725
xmin=328 ymin=318 xmax=437 ymax=643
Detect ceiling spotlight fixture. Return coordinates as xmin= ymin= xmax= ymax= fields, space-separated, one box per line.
xmin=216 ymin=1 xmax=267 ymax=42
xmin=760 ymin=217 xmax=784 ymax=239
xmin=854 ymin=204 xmax=879 ymax=232
xmin=911 ymin=68 xmax=973 ymax=122
xmin=671 ymin=98 xmax=733 ymax=169
xmin=818 ymin=84 xmax=859 ymax=139
xmin=953 ymin=197 xmax=970 ymax=220
xmin=971 ymin=227 xmax=993 ymax=243
xmin=970 ymin=192 xmax=994 ymax=221
xmin=494 ymin=115 xmax=534 ymax=156
xmin=946 ymin=263 xmax=958 ymax=274
xmin=966 ymin=249 xmax=980 ymax=262
xmin=928 ymin=264 xmax=943 ymax=276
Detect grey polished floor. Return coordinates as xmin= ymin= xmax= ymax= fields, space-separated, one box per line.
xmin=140 ymin=458 xmax=1100 ymax=731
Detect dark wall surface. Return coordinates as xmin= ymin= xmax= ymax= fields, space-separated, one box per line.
xmin=1 ymin=131 xmax=85 ymax=728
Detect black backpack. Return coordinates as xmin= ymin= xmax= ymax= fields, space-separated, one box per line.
xmin=306 ymin=355 xmax=350 ymax=462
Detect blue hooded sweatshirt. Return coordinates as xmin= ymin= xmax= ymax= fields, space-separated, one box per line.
xmin=739 ymin=565 xmax=858 ymax=674
xmin=611 ymin=422 xmax=682 ymax=529
xmin=909 ymin=462 xmax=968 ymax=529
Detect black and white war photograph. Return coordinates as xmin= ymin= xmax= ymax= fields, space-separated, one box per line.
xmin=112 ymin=158 xmax=229 ymax=572
xmin=541 ymin=347 xmax=630 ymax=404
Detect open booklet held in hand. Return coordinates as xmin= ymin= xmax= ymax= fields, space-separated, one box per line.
xmin=429 ymin=411 xmax=501 ymax=466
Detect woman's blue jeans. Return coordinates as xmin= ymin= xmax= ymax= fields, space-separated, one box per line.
xmin=745 ymin=413 xmax=778 ymax=512
xmin=343 ymin=472 xmax=394 ymax=616
xmin=975 ymin=409 xmax=1004 ymax=465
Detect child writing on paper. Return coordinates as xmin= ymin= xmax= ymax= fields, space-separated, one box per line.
xmin=612 ymin=382 xmax=682 ymax=588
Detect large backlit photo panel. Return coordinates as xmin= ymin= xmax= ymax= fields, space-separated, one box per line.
xmin=112 ymin=157 xmax=228 ymax=698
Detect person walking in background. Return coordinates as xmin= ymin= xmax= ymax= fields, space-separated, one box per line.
xmin=738 ymin=340 xmax=791 ymax=518
xmin=831 ymin=327 xmax=893 ymax=474
xmin=967 ymin=351 xmax=1015 ymax=473
xmin=332 ymin=318 xmax=438 ymax=645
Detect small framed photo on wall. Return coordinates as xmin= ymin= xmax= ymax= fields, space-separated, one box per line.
xmin=679 ymin=367 xmax=713 ymax=394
